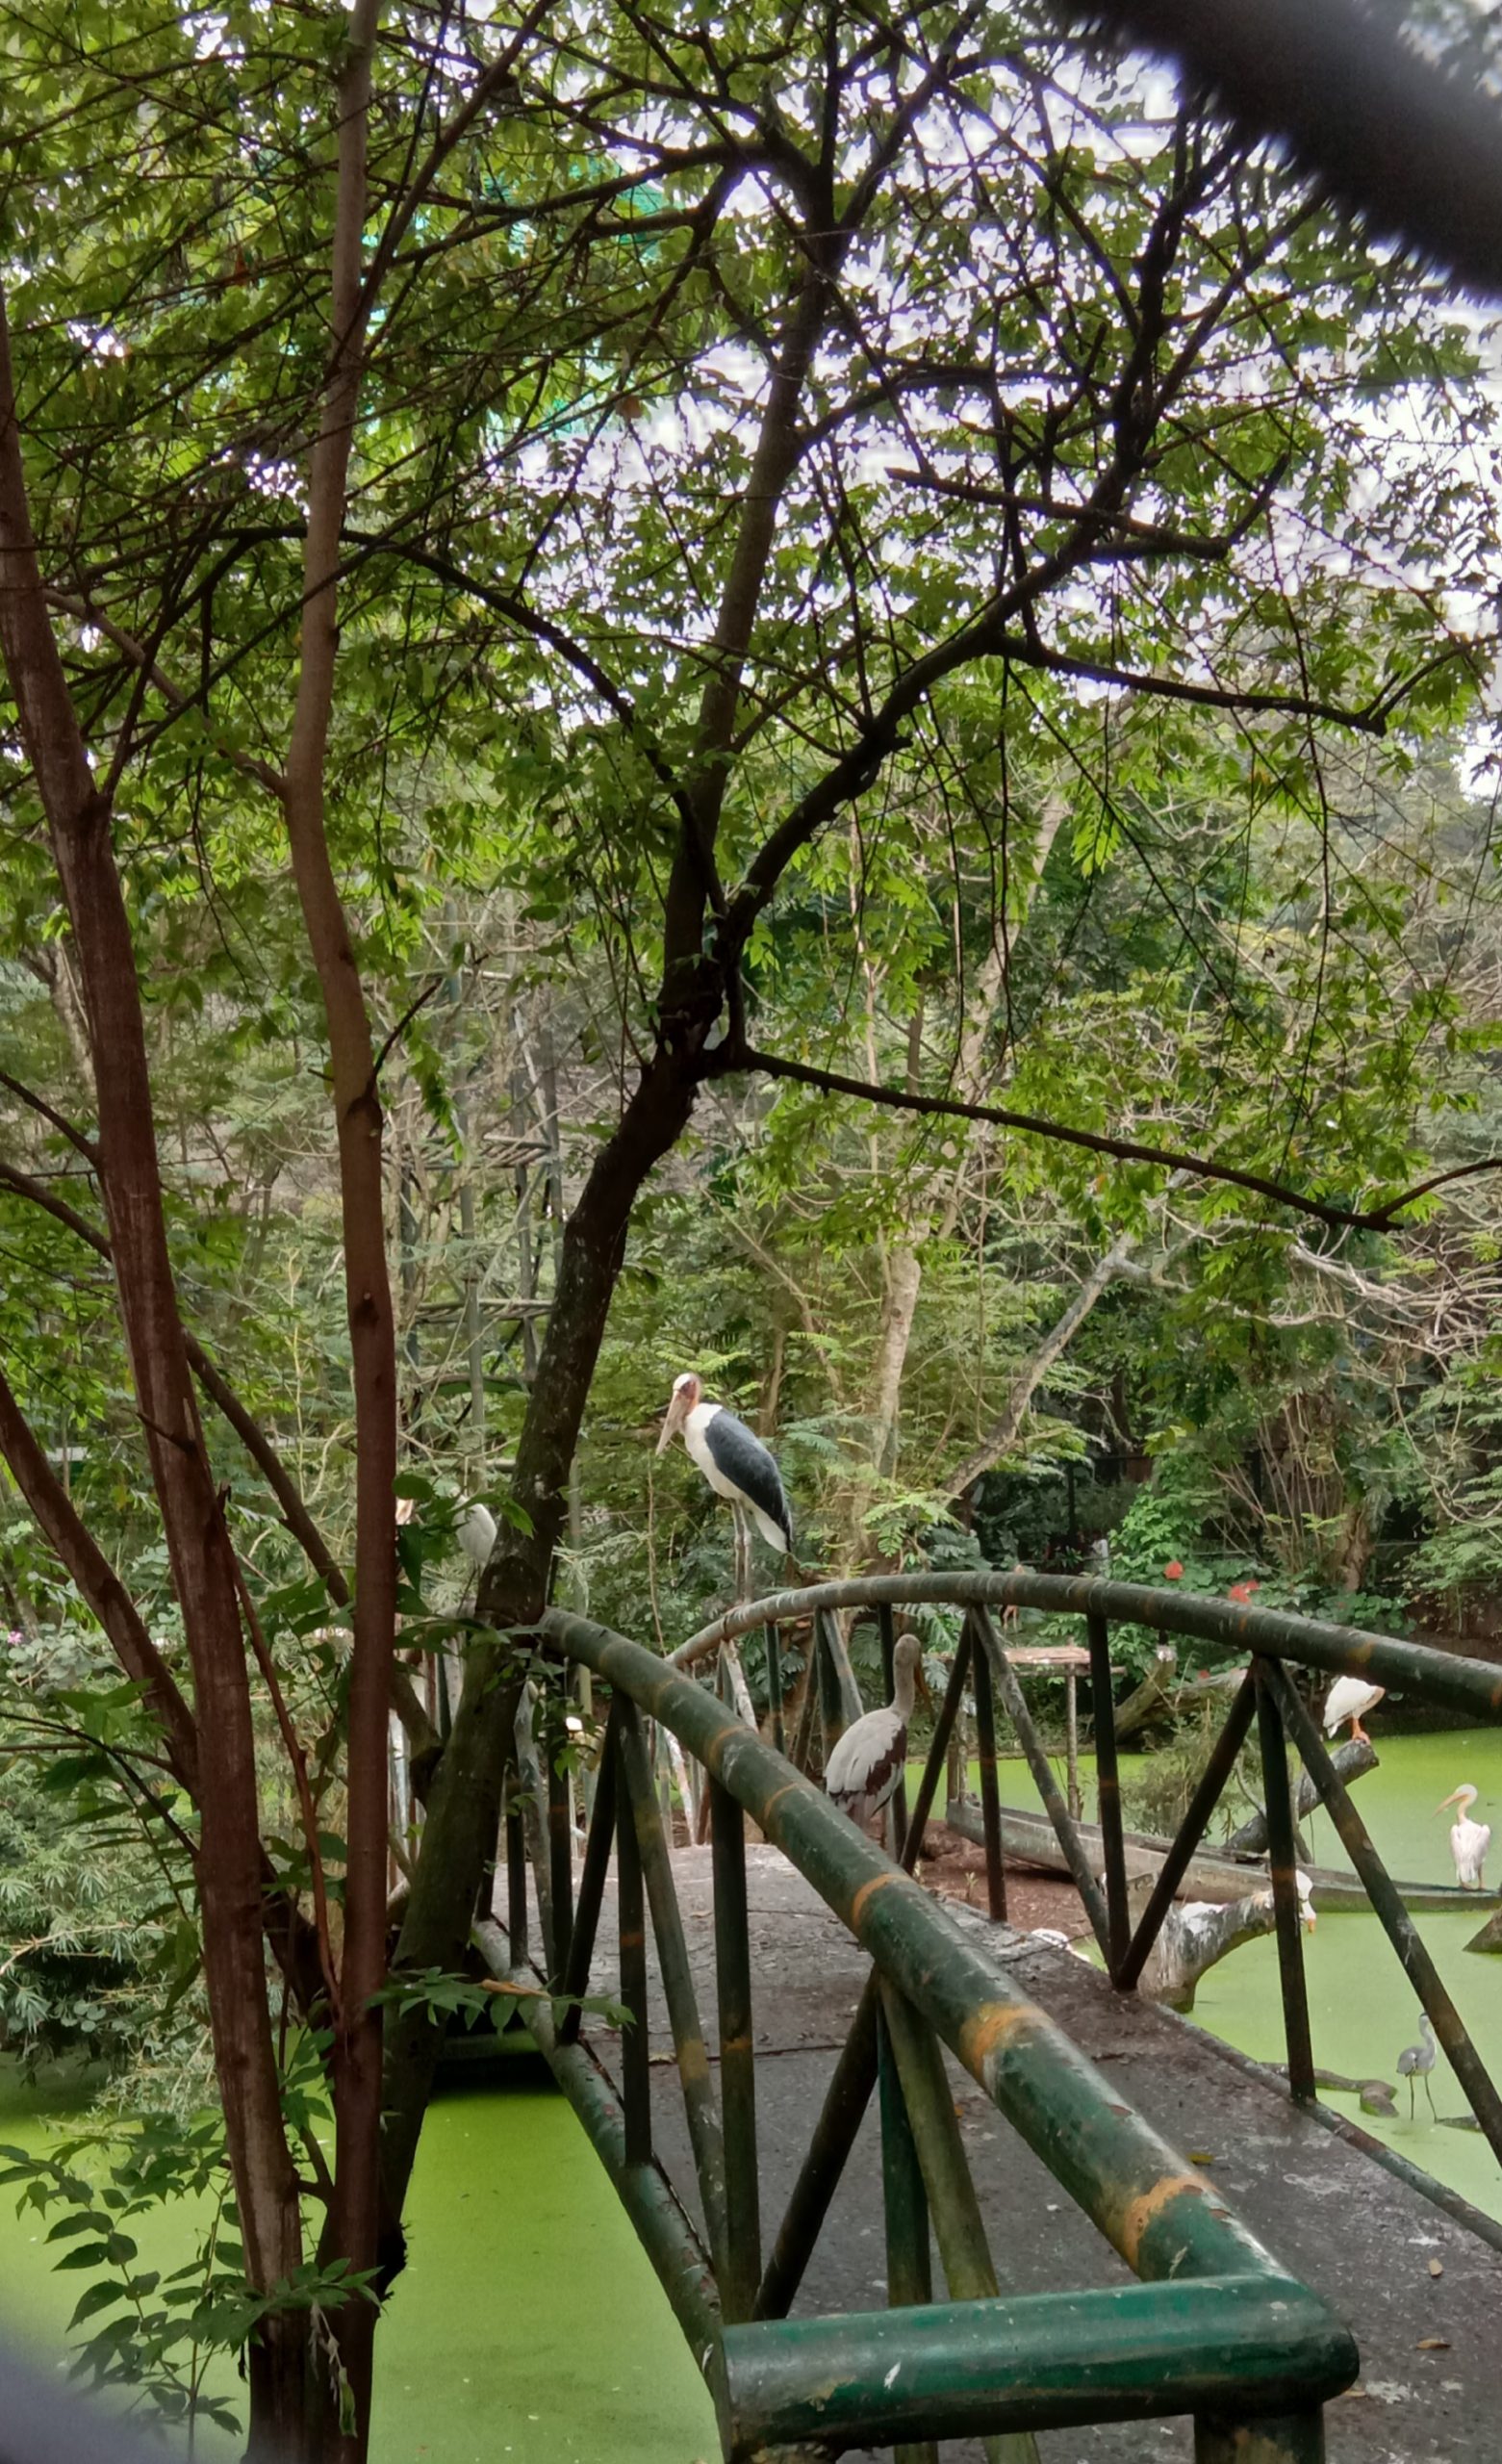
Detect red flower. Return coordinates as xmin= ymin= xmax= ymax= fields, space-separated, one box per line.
xmin=1163 ymin=1559 xmax=1184 ymax=1580
xmin=1229 ymin=1580 xmax=1253 ymax=1604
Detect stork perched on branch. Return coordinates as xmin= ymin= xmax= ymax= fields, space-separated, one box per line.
xmin=1324 ymin=1673 xmax=1385 ymax=1746
xmin=656 ymin=1373 xmax=795 ymax=1598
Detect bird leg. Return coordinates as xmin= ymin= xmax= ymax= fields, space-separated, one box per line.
xmin=1351 ymin=1717 xmax=1371 ymax=1745
xmin=1408 ymin=2076 xmax=1416 ymax=2119
xmin=1424 ymin=2072 xmax=1438 ymax=2120
xmin=730 ymin=1502 xmax=751 ymax=1604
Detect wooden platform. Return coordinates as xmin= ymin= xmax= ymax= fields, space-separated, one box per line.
xmin=540 ymin=1843 xmax=1502 ymax=2462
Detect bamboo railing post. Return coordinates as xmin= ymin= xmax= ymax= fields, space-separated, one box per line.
xmin=1087 ymin=1611 xmax=1130 ymax=1976
xmin=559 ymin=1702 xmax=621 ymax=2046
xmin=878 ymin=1603 xmax=910 ymax=1861
xmin=754 ymin=1642 xmax=977 ymax=2322
xmin=710 ymin=1779 xmax=760 ymax=2322
xmin=1116 ymin=1673 xmax=1259 ymax=1992
xmin=615 ymin=1720 xmax=651 ymax=2166
xmin=878 ymin=1978 xmax=1040 ymax=2464
xmin=764 ymin=1621 xmax=784 ymax=1754
xmin=1254 ymin=1660 xmax=1315 ymax=2103
xmin=618 ymin=1704 xmax=730 ymax=2272
xmin=976 ymin=1609 xmax=1112 ymax=1959
xmin=790 ymin=1641 xmax=820 ymax=1776
xmin=817 ymin=1608 xmax=863 ymax=1759
xmin=547 ymin=1680 xmax=575 ymax=1980
xmin=969 ymin=1614 xmax=1007 ymax=1921
xmin=908 ymin=1625 xmax=972 ymax=1863
xmin=877 ymin=2001 xmax=939 ymax=2464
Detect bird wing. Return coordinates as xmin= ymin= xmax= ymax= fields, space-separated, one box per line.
xmin=826 ymin=1708 xmax=903 ymax=1810
xmin=702 ymin=1408 xmax=793 ymax=1551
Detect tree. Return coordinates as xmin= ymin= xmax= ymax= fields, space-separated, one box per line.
xmin=0 ymin=2 xmax=1496 ymax=2454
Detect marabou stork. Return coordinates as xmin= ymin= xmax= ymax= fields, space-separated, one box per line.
xmin=825 ymin=1633 xmax=929 ymax=1834
xmin=1323 ymin=1673 xmax=1386 ymax=1746
xmin=657 ymin=1373 xmax=795 ymax=1597
xmin=1437 ymin=1784 xmax=1491 ymax=1889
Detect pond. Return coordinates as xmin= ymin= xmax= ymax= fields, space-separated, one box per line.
xmin=961 ymin=1724 xmax=1502 ymax=2225
xmin=0 ymin=2057 xmax=717 ymax=2463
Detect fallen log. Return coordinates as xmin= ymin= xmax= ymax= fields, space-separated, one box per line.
xmin=1110 ymin=1644 xmax=1177 ymax=1743
xmin=943 ymin=1792 xmax=1499 ymax=1912
xmin=1223 ymin=1737 xmax=1377 ymax=1854
xmin=1112 ymin=1653 xmax=1246 ymax=1744
xmin=1126 ymin=1869 xmax=1311 ymax=2013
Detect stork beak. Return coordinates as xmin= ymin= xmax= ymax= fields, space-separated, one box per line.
xmin=656 ymin=1389 xmax=688 ymax=1456
xmin=1437 ymin=1789 xmax=1464 ymax=1814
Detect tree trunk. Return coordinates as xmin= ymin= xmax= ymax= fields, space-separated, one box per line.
xmin=378 ymin=1048 xmax=700 ymax=2219
xmin=0 ymin=281 xmax=305 ymax=2433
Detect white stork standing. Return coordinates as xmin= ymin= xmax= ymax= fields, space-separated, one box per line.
xmin=1437 ymin=1784 xmax=1491 ymax=1889
xmin=825 ymin=1633 xmax=929 ymax=1834
xmin=1323 ymin=1673 xmax=1386 ymax=1746
xmin=656 ymin=1373 xmax=795 ymax=1597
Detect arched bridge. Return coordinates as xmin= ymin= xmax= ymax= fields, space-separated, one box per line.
xmin=480 ymin=1574 xmax=1502 ymax=2462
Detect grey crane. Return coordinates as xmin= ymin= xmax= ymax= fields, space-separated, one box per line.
xmin=1396 ymin=2012 xmax=1438 ymax=2119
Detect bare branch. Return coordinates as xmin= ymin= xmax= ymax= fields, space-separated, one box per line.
xmin=712 ymin=1041 xmax=1502 ymax=1232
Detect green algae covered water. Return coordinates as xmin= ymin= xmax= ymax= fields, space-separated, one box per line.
xmin=923 ymin=1729 xmax=1502 ymax=2225
xmin=374 ymin=2073 xmax=716 ymax=2464
xmin=0 ymin=2061 xmax=716 ymax=2463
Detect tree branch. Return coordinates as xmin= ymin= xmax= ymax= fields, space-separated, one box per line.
xmin=0 ymin=1154 xmax=439 ymax=1766
xmin=0 ymin=1362 xmax=198 ymax=1789
xmin=712 ymin=1042 xmax=1502 ymax=1232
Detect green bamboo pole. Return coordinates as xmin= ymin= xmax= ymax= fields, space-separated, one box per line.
xmin=974 ymin=1608 xmax=1112 ymax=1958
xmin=754 ymin=1631 xmax=976 ymax=2321
xmin=615 ymin=1720 xmax=651 ymax=2168
xmin=1254 ymin=1663 xmax=1315 ymax=2104
xmin=878 ymin=2002 xmax=938 ymax=2464
xmin=878 ymin=1978 xmax=1040 ymax=2464
xmin=559 ymin=1702 xmax=620 ymax=2046
xmin=878 ymin=1603 xmax=909 ymax=1859
xmin=667 ymin=1572 xmax=1502 ymax=1731
xmin=710 ymin=1779 xmax=760 ymax=2322
xmin=618 ymin=1701 xmax=731 ymax=2277
xmin=969 ymin=1614 xmax=1006 ymax=1920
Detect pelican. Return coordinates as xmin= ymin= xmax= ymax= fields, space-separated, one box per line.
xmin=825 ymin=1633 xmax=929 ymax=1832
xmin=1437 ymin=1784 xmax=1491 ymax=1889
xmin=1323 ymin=1674 xmax=1385 ymax=1746
xmin=1396 ymin=2013 xmax=1438 ymax=2118
xmin=657 ymin=1373 xmax=794 ymax=1595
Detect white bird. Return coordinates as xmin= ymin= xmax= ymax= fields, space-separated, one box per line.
xmin=656 ymin=1373 xmax=794 ymax=1596
xmin=1396 ymin=2012 xmax=1438 ymax=2119
xmin=458 ymin=1500 xmax=497 ymax=1573
xmin=1437 ymin=1784 xmax=1491 ymax=1889
xmin=825 ymin=1634 xmax=929 ymax=1832
xmin=1323 ymin=1673 xmax=1386 ymax=1745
